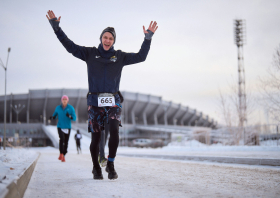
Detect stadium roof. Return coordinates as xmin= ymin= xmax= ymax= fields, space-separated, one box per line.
xmin=0 ymin=89 xmax=217 ymax=128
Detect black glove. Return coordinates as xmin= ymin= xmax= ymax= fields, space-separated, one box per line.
xmin=49 ymin=116 xmax=55 ymax=120
xmin=49 ymin=18 xmax=60 ymax=32
xmin=66 ymin=112 xmax=73 ymax=120
xmin=144 ymin=30 xmax=154 ymax=40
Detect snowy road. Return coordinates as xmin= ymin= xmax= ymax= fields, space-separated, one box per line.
xmin=21 ymin=127 xmax=280 ymax=197
xmin=24 ymin=149 xmax=280 ymax=198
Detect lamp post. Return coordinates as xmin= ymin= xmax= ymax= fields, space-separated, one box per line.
xmin=0 ymin=48 xmax=11 ymax=150
xmin=11 ymin=104 xmax=25 ymax=123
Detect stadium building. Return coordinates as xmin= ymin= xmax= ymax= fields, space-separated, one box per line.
xmin=0 ymin=89 xmax=217 ymax=147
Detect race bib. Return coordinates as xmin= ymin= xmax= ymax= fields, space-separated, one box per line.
xmin=61 ymin=129 xmax=69 ymax=134
xmin=98 ymin=94 xmax=115 ymax=107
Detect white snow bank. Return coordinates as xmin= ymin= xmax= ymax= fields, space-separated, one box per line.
xmin=116 ymin=139 xmax=280 ymax=159
xmin=165 ymin=139 xmax=280 ymax=151
xmin=168 ymin=139 xmax=207 ymax=147
xmin=0 ymin=148 xmax=39 ymax=190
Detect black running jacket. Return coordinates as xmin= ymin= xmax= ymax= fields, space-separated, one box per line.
xmin=54 ymin=28 xmax=151 ymax=106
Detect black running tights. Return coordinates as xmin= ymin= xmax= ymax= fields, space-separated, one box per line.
xmin=57 ymin=128 xmax=71 ymax=155
xmin=90 ymin=119 xmax=119 ymax=167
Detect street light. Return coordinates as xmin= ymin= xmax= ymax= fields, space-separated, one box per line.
xmin=0 ymin=47 xmax=11 ymax=150
xmin=10 ymin=104 xmax=25 ymax=123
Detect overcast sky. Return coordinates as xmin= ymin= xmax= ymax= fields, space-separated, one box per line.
xmin=0 ymin=0 xmax=280 ymax=125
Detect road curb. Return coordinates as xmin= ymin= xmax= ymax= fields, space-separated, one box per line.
xmin=119 ymin=154 xmax=280 ymax=166
xmin=1 ymin=153 xmax=40 ymax=198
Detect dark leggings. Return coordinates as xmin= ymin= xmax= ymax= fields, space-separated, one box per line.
xmin=57 ymin=128 xmax=71 ymax=155
xmin=99 ymin=122 xmax=109 ymax=159
xmin=76 ymin=140 xmax=81 ymax=150
xmin=90 ymin=119 xmax=119 ymax=167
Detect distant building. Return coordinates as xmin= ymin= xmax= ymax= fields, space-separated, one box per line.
xmin=0 ymin=89 xmax=217 ymax=147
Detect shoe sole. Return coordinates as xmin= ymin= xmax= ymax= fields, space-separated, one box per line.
xmin=108 ymin=174 xmax=118 ymax=180
xmin=94 ymin=176 xmax=104 ymax=180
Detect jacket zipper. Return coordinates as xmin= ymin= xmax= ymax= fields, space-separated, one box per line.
xmin=103 ymin=64 xmax=106 ymax=92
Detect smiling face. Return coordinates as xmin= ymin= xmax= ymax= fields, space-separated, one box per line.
xmin=102 ymin=32 xmax=114 ymax=51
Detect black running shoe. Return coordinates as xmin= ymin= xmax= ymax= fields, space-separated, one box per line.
xmin=105 ymin=161 xmax=118 ymax=180
xmin=92 ymin=166 xmax=103 ymax=180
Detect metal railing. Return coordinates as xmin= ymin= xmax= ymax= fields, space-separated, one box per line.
xmin=211 ymin=124 xmax=279 ymax=146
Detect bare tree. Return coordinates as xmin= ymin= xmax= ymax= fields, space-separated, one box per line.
xmin=218 ymin=88 xmax=238 ymax=145
xmin=259 ymin=44 xmax=280 ymax=123
xmin=217 ymin=84 xmax=256 ymax=145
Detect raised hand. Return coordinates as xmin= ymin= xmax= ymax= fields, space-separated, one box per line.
xmin=143 ymin=21 xmax=158 ymax=34
xmin=46 ymin=10 xmax=61 ymax=21
xmin=46 ymin=10 xmax=61 ymax=32
xmin=143 ymin=21 xmax=158 ymax=40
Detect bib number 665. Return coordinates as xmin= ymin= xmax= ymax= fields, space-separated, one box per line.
xmin=101 ymin=98 xmax=112 ymax=103
xmin=98 ymin=96 xmax=115 ymax=107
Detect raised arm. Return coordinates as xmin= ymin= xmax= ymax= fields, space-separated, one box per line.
xmin=123 ymin=21 xmax=158 ymax=66
xmin=46 ymin=10 xmax=89 ymax=61
xmin=143 ymin=21 xmax=158 ymax=40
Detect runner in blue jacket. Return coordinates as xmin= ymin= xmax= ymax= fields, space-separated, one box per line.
xmin=50 ymin=95 xmax=76 ymax=162
xmin=47 ymin=10 xmax=158 ymax=180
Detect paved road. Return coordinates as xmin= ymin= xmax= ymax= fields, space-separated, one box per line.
xmin=24 ymin=151 xmax=280 ymax=198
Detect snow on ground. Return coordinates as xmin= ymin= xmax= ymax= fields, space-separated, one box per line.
xmin=117 ymin=140 xmax=280 ymax=159
xmin=1 ymin=128 xmax=280 ymax=198
xmin=0 ymin=148 xmax=39 ymax=194
xmin=23 ymin=150 xmax=280 ymax=198
xmin=2 ymin=127 xmax=280 ymax=180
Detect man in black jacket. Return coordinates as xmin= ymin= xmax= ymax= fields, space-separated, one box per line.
xmin=46 ymin=10 xmax=158 ymax=180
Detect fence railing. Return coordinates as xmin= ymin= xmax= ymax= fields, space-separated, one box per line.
xmin=0 ymin=137 xmax=32 ymax=148
xmin=211 ymin=124 xmax=279 ymax=146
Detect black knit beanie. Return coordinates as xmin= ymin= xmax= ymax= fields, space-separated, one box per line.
xmin=100 ymin=27 xmax=116 ymax=44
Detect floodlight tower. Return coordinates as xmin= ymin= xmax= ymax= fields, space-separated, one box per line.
xmin=234 ymin=19 xmax=247 ymax=128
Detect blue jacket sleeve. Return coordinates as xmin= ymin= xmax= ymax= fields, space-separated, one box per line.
xmin=70 ymin=106 xmax=77 ymax=121
xmin=54 ymin=28 xmax=90 ymax=61
xmin=52 ymin=107 xmax=58 ymax=119
xmin=123 ymin=38 xmax=151 ymax=66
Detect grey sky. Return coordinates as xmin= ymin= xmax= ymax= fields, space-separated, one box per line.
xmin=1 ymin=0 xmax=280 ymax=125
